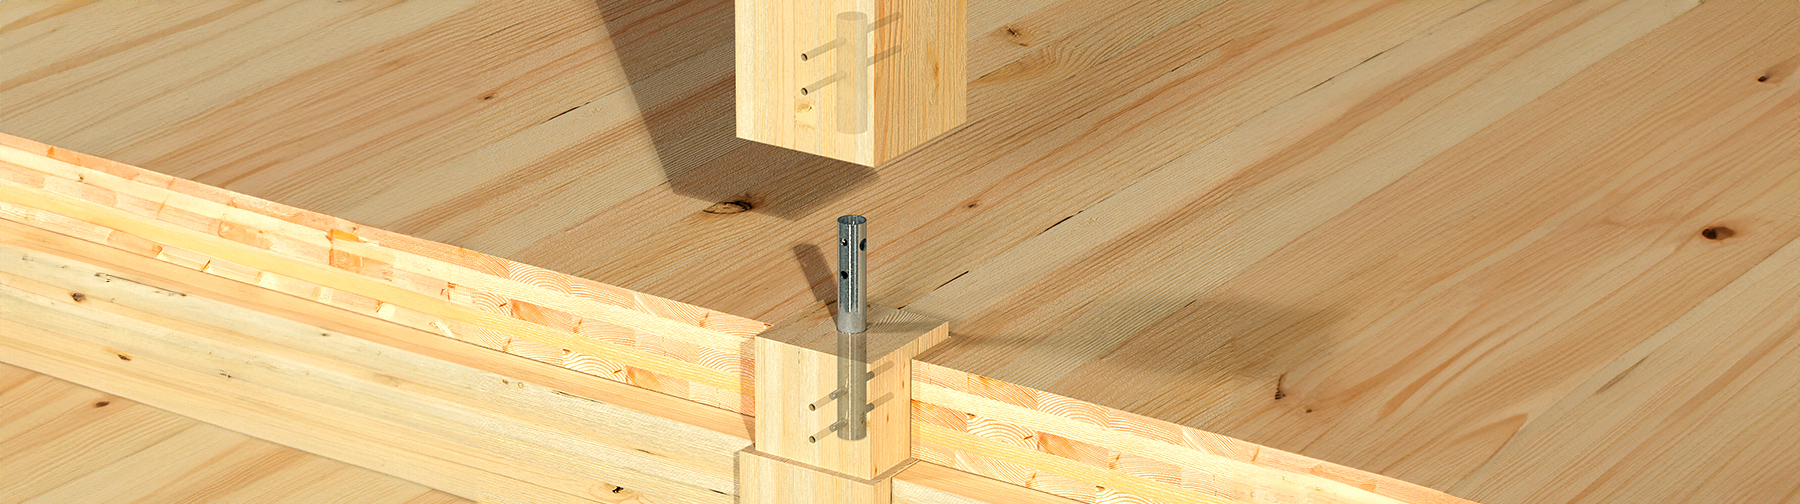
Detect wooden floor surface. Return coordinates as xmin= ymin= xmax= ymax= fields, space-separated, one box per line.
xmin=3 ymin=1 xmax=1798 ymax=502
xmin=0 ymin=362 xmax=470 ymax=504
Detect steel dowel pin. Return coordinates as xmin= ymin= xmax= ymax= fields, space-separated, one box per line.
xmin=837 ymin=215 xmax=867 ymax=334
xmin=836 ymin=215 xmax=869 ymax=441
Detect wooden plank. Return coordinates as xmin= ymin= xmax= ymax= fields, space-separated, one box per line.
xmin=0 ymin=235 xmax=746 ymax=504
xmin=1452 ymin=228 xmax=1800 ymax=502
xmin=0 ymin=215 xmax=759 ymax=442
xmin=917 ymin=422 xmax=1230 ymax=504
xmin=0 ymin=132 xmax=767 ymax=413
xmin=894 ymin=461 xmax=1081 ymax=504
xmin=912 ymin=362 xmax=1473 ymax=504
xmin=0 ymin=364 xmax=460 ymax=504
xmin=0 ymin=373 xmax=198 ymax=501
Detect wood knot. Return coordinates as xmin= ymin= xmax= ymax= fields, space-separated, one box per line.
xmin=1759 ymin=75 xmax=1771 ymax=82
xmin=703 ymin=201 xmax=754 ymax=214
xmin=1001 ymin=25 xmax=1030 ymax=47
xmin=94 ymin=401 xmax=110 ymax=408
xmin=1701 ymin=226 xmax=1735 ymax=240
xmin=70 ymin=292 xmax=87 ymax=302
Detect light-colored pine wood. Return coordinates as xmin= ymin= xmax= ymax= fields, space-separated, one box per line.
xmin=755 ymin=303 xmax=949 ymax=479
xmin=0 ymin=216 xmax=1057 ymax=504
xmin=912 ymin=362 xmax=1473 ymax=504
xmin=736 ymin=0 xmax=965 ymax=165
xmin=6 ymin=1 xmax=1800 ymax=503
xmin=0 ymin=128 xmax=1390 ymax=503
xmin=0 ymin=132 xmax=767 ymax=414
xmin=739 ymin=449 xmax=893 ymax=504
xmin=0 ymin=363 xmax=467 ymax=504
xmin=0 ymin=233 xmax=746 ymax=504
xmin=1452 ymin=222 xmax=1800 ymax=503
xmin=893 ymin=461 xmax=1081 ymax=504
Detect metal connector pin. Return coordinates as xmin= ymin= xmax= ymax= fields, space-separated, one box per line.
xmin=836 ymin=215 xmax=868 ymax=440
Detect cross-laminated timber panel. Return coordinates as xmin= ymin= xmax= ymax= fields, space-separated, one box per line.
xmin=0 ymin=133 xmax=1474 ymax=504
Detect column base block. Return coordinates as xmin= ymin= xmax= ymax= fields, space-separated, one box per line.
xmin=738 ymin=449 xmax=892 ymax=504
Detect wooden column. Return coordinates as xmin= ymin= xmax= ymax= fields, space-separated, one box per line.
xmin=736 ymin=0 xmax=967 ymax=166
xmin=739 ymin=304 xmax=948 ymax=503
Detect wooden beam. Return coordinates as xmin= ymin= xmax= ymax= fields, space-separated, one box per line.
xmin=912 ymin=362 xmax=1478 ymax=504
xmin=894 ymin=461 xmax=1081 ymax=504
xmin=0 ymin=132 xmax=766 ymax=414
xmin=0 ymin=235 xmax=743 ymax=504
xmin=0 ymin=219 xmax=1053 ymax=504
xmin=0 ymin=134 xmax=1471 ymax=504
xmin=736 ymin=0 xmax=967 ymax=165
xmin=0 ymin=136 xmax=1072 ymax=504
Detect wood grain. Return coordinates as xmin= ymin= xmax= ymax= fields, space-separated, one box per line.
xmin=738 ymin=449 xmax=892 ymax=504
xmin=755 ymin=305 xmax=949 ymax=479
xmin=736 ymin=0 xmax=966 ymax=165
xmin=5 ymin=1 xmax=1800 ymax=502
xmin=895 ymin=461 xmax=1081 ymax=504
xmin=1452 ymin=202 xmax=1800 ymax=502
xmin=0 ymin=235 xmax=746 ymax=504
xmin=0 ymin=109 xmax=1459 ymax=503
xmin=912 ymin=362 xmax=1472 ymax=504
xmin=0 ymin=132 xmax=766 ymax=413
xmin=0 ymin=216 xmax=1061 ymax=504
xmin=0 ymin=363 xmax=466 ymax=504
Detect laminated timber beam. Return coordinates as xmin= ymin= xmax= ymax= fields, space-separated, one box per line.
xmin=0 ymin=132 xmax=1474 ymax=504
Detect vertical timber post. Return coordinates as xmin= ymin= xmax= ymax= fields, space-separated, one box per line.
xmin=736 ymin=0 xmax=967 ymax=166
xmin=739 ymin=217 xmax=949 ymax=504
